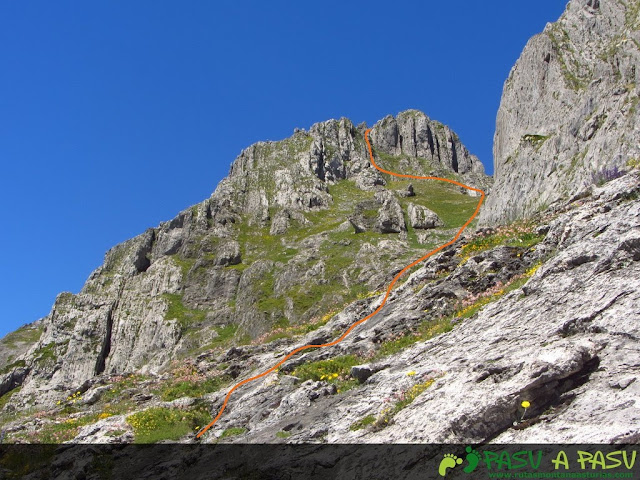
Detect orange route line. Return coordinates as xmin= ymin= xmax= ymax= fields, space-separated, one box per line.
xmin=195 ymin=128 xmax=485 ymax=439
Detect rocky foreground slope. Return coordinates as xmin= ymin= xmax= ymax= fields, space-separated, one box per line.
xmin=480 ymin=0 xmax=640 ymax=224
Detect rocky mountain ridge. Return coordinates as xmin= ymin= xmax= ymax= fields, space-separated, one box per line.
xmin=0 ymin=110 xmax=488 ymax=413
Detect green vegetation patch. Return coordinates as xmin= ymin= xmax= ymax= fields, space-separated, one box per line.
xmin=293 ymin=354 xmax=359 ymax=382
xmin=205 ymin=324 xmax=239 ymax=349
xmin=127 ymin=404 xmax=210 ymax=444
xmin=0 ymin=359 xmax=26 ymax=375
xmin=459 ymin=220 xmax=544 ymax=261
xmin=0 ymin=324 xmax=43 ymax=349
xmin=349 ymin=414 xmax=376 ymax=431
xmin=163 ymin=293 xmax=206 ymax=330
xmin=171 ymin=255 xmax=196 ymax=277
xmin=386 ymin=179 xmax=479 ymax=230
xmin=375 ymin=378 xmax=437 ymax=430
xmin=547 ymin=24 xmax=590 ymax=91
xmin=156 ymin=375 xmax=229 ymax=402
xmin=33 ymin=341 xmax=68 ymax=366
xmin=26 ymin=412 xmax=103 ymax=443
xmin=252 ymin=311 xmax=337 ymax=345
xmin=256 ymin=270 xmax=286 ymax=313
xmin=522 ymin=134 xmax=551 ymax=151
xmin=455 ymin=263 xmax=541 ymax=319
xmin=374 ymin=316 xmax=454 ymax=361
xmin=101 ymin=374 xmax=149 ymax=404
xmin=0 ymin=386 xmax=21 ymax=410
xmin=220 ymin=427 xmax=247 ymax=439
xmin=292 ymin=354 xmax=360 ymax=392
xmin=0 ymin=445 xmax=57 ymax=479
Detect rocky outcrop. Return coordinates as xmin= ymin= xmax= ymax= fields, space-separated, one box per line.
xmin=369 ymin=111 xmax=486 ymax=179
xmin=348 ymin=191 xmax=408 ymax=234
xmin=481 ymin=0 xmax=640 ymax=224
xmin=407 ymin=203 xmax=443 ymax=229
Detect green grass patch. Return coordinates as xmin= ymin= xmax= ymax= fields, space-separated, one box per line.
xmin=33 ymin=341 xmax=66 ymax=366
xmin=522 ymin=134 xmax=550 ymax=150
xmin=0 ymin=324 xmax=43 ymax=349
xmin=375 ymin=378 xmax=437 ymax=429
xmin=349 ymin=414 xmax=376 ymax=431
xmin=460 ymin=220 xmax=544 ymax=260
xmin=162 ymin=293 xmax=207 ymax=330
xmin=391 ymin=379 xmax=435 ymax=412
xmin=0 ymin=359 xmax=26 ymax=375
xmin=275 ymin=430 xmax=292 ymax=438
xmin=0 ymin=386 xmax=21 ymax=410
xmin=0 ymin=445 xmax=57 ymax=478
xmin=292 ymin=354 xmax=361 ymax=393
xmin=30 ymin=412 xmax=104 ymax=443
xmin=220 ymin=427 xmax=247 ymax=439
xmin=262 ymin=331 xmax=292 ymax=343
xmin=156 ymin=376 xmax=229 ymax=401
xmin=386 ymin=179 xmax=479 ymax=229
xmin=170 ymin=255 xmax=196 ymax=277
xmin=454 ymin=263 xmax=541 ymax=319
xmin=293 ymin=354 xmax=360 ymax=382
xmin=101 ymin=374 xmax=149 ymax=403
xmin=127 ymin=405 xmax=210 ymax=444
xmin=255 ymin=271 xmax=286 ymax=313
xmin=373 ymin=316 xmax=454 ymax=360
xmin=202 ymin=324 xmax=239 ymax=349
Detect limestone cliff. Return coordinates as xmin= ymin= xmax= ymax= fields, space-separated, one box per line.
xmin=481 ymin=0 xmax=640 ymax=224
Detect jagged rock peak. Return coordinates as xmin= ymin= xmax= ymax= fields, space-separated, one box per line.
xmin=480 ymin=0 xmax=640 ymax=224
xmin=215 ymin=110 xmax=490 ymax=223
xmin=369 ymin=110 xmax=486 ymax=177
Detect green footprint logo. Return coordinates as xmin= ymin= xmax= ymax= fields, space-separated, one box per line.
xmin=438 ymin=453 xmax=463 ymax=477
xmin=463 ymin=446 xmax=481 ymax=473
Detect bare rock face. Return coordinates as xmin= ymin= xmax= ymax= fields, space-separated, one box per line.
xmin=214 ymin=241 xmax=241 ymax=266
xmin=374 ymin=190 xmax=406 ymax=234
xmin=481 ymin=0 xmax=640 ymax=224
xmin=407 ymin=203 xmax=443 ymax=229
xmin=348 ymin=191 xmax=407 ymax=234
xmin=369 ymin=111 xmax=486 ymax=177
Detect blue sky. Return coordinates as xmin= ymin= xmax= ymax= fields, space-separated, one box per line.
xmin=0 ymin=1 xmax=566 ymax=338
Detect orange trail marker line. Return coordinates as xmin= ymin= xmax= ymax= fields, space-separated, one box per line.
xmin=195 ymin=128 xmax=485 ymax=439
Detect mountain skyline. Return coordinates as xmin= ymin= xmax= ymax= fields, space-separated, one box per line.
xmin=0 ymin=1 xmax=566 ymax=337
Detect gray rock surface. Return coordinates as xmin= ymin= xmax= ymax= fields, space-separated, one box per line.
xmin=481 ymin=0 xmax=640 ymax=224
xmin=407 ymin=203 xmax=443 ymax=229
